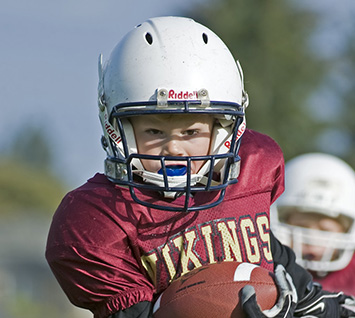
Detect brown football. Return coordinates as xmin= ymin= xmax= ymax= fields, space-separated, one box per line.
xmin=153 ymin=262 xmax=278 ymax=318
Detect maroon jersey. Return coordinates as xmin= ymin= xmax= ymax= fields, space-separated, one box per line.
xmin=312 ymin=254 xmax=355 ymax=296
xmin=46 ymin=129 xmax=285 ymax=318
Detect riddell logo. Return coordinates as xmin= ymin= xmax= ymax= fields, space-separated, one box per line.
xmin=168 ymin=89 xmax=198 ymax=100
xmin=104 ymin=113 xmax=122 ymax=144
xmin=224 ymin=121 xmax=246 ymax=149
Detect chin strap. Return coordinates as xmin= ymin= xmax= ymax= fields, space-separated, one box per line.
xmin=133 ymin=169 xmax=223 ymax=199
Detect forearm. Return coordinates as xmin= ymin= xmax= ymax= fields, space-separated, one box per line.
xmin=111 ymin=301 xmax=153 ymax=318
xmin=270 ymin=230 xmax=312 ymax=300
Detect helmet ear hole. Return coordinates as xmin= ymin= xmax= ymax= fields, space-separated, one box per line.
xmin=202 ymin=32 xmax=208 ymax=44
xmin=145 ymin=32 xmax=153 ymax=45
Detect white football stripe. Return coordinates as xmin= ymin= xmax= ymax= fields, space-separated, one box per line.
xmin=233 ymin=263 xmax=259 ymax=282
xmin=152 ymin=294 xmax=162 ymax=313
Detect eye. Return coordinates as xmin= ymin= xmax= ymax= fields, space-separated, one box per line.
xmin=146 ymin=129 xmax=162 ymax=135
xmin=184 ymin=129 xmax=199 ymax=136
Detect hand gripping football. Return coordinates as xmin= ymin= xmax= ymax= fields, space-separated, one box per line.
xmin=153 ymin=262 xmax=278 ymax=318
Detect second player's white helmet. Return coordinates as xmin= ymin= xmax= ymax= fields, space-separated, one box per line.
xmin=98 ymin=16 xmax=248 ymax=211
xmin=273 ymin=153 xmax=355 ymax=274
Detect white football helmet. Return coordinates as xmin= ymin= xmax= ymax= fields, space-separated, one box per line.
xmin=98 ymin=16 xmax=249 ymax=212
xmin=272 ymin=153 xmax=355 ymax=274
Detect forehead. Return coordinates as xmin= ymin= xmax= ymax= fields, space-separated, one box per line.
xmin=130 ymin=113 xmax=214 ymax=125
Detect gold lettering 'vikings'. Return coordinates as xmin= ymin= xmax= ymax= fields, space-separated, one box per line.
xmin=141 ymin=213 xmax=272 ymax=287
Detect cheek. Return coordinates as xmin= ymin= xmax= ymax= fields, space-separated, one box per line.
xmin=140 ymin=159 xmax=159 ymax=172
xmin=135 ymin=138 xmax=163 ymax=172
xmin=136 ymin=137 xmax=162 ymax=155
xmin=319 ymin=219 xmax=344 ymax=233
xmin=188 ymin=136 xmax=211 ymax=156
xmin=188 ymin=138 xmax=211 ymax=173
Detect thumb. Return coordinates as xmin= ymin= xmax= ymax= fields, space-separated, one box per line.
xmin=242 ymin=285 xmax=257 ymax=306
xmin=241 ymin=285 xmax=264 ymax=318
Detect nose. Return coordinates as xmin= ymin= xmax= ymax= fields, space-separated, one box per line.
xmin=162 ymin=137 xmax=185 ymax=156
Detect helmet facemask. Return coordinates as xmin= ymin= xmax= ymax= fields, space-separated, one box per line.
xmin=276 ymin=208 xmax=355 ymax=275
xmin=100 ymin=96 xmax=246 ymax=212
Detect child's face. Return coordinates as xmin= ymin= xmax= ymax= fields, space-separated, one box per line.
xmin=130 ymin=114 xmax=215 ymax=174
xmin=287 ymin=211 xmax=345 ymax=262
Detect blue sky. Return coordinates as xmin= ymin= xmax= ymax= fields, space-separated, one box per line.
xmin=1 ymin=0 xmax=354 ymax=187
xmin=0 ymin=0 xmax=204 ymax=187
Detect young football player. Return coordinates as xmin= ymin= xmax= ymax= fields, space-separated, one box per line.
xmin=45 ymin=17 xmax=355 ymax=318
xmin=272 ymin=153 xmax=355 ymax=296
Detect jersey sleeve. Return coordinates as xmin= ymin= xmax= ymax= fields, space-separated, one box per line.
xmin=269 ymin=152 xmax=284 ymax=205
xmin=45 ymin=189 xmax=154 ymax=318
xmin=239 ymin=129 xmax=285 ymax=205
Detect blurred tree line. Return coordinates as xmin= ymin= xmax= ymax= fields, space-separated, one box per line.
xmin=0 ymin=125 xmax=74 ymax=318
xmin=185 ymin=0 xmax=355 ymax=167
xmin=0 ymin=125 xmax=67 ymax=216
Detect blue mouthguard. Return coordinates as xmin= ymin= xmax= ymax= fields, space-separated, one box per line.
xmin=158 ymin=165 xmax=187 ymax=176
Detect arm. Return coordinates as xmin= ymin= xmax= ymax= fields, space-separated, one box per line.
xmin=270 ymin=231 xmax=355 ymax=317
xmin=269 ymin=230 xmax=312 ymax=300
xmin=45 ymin=189 xmax=155 ymax=318
xmin=111 ymin=302 xmax=153 ymax=318
xmin=242 ymin=231 xmax=355 ymax=318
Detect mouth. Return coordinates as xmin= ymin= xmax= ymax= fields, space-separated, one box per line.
xmin=158 ymin=165 xmax=187 ymax=176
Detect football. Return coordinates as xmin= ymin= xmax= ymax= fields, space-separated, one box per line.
xmin=153 ymin=262 xmax=278 ymax=318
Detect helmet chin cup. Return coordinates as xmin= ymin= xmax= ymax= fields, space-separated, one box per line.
xmin=105 ymin=149 xmax=241 ymax=212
